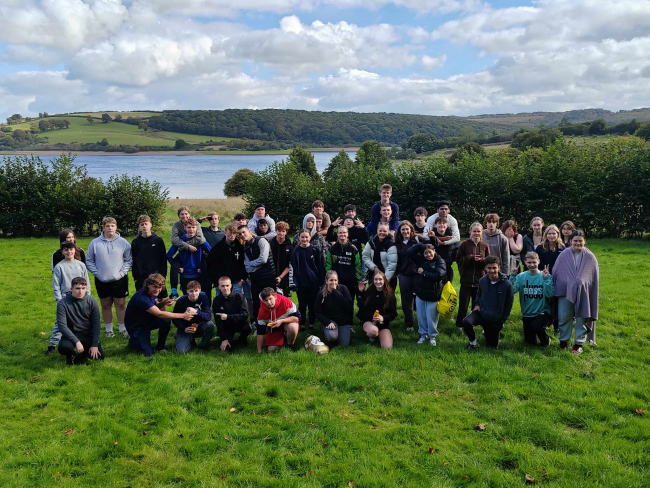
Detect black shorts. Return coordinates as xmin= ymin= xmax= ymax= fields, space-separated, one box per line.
xmin=95 ymin=276 xmax=129 ymax=299
xmin=134 ymin=278 xmax=168 ymax=299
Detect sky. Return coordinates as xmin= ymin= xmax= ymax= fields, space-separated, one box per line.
xmin=1 ymin=0 xmax=650 ymax=120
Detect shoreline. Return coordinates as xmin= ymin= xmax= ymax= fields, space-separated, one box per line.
xmin=0 ymin=147 xmax=360 ymax=157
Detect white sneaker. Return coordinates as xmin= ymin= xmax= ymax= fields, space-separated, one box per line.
xmin=120 ymin=330 xmax=130 ymax=339
xmin=105 ymin=330 xmax=115 ymax=338
xmin=456 ymin=327 xmax=464 ymax=334
xmin=430 ymin=338 xmax=437 ymax=346
xmin=417 ymin=335 xmax=427 ymax=344
xmin=406 ymin=327 xmax=414 ymax=332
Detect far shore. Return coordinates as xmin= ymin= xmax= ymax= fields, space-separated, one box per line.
xmin=0 ymin=147 xmax=360 ymax=157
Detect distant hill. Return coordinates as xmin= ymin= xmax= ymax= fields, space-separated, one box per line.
xmin=468 ymin=108 xmax=650 ymax=127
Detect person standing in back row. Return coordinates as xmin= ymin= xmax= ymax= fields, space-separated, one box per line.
xmin=131 ymin=215 xmax=167 ymax=295
xmin=239 ymin=226 xmax=276 ymax=321
xmin=169 ymin=206 xmax=205 ymax=299
xmin=370 ymin=184 xmax=399 ymax=230
xmin=455 ymin=222 xmax=490 ymax=333
xmin=86 ymin=216 xmax=132 ymax=338
xmin=482 ymin=213 xmax=509 ymax=282
xmin=522 ymin=216 xmax=544 ymax=257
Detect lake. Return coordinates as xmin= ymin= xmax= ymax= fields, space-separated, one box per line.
xmin=14 ymin=152 xmax=356 ymax=198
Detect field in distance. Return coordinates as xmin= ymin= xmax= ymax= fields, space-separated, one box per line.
xmin=5 ymin=116 xmax=233 ymax=147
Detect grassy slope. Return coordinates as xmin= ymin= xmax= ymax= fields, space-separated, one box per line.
xmin=0 ymin=201 xmax=649 ymax=487
xmin=4 ymin=116 xmax=232 ymax=146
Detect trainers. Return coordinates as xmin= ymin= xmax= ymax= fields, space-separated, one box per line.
xmin=120 ymin=330 xmax=130 ymax=339
xmin=417 ymin=335 xmax=427 ymax=344
xmin=285 ymin=343 xmax=298 ymax=352
xmin=559 ymin=340 xmax=568 ymax=350
xmin=571 ymin=345 xmax=583 ymax=355
xmin=46 ymin=345 xmax=56 ymax=355
xmin=369 ymin=337 xmax=376 ymax=343
xmin=456 ymin=327 xmax=464 ymax=334
xmin=430 ymin=338 xmax=437 ymax=346
xmin=169 ymin=293 xmax=180 ymax=300
xmin=544 ymin=336 xmax=551 ymax=347
xmin=406 ymin=326 xmax=414 ymax=332
xmin=466 ymin=342 xmax=478 ymax=350
xmin=105 ymin=330 xmax=115 ymax=338
xmin=65 ymin=353 xmax=74 ymax=365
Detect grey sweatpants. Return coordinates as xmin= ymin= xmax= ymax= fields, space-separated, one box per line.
xmin=558 ymin=297 xmax=587 ymax=345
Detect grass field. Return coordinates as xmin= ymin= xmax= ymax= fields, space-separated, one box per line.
xmin=3 ymin=116 xmax=232 ymax=147
xmin=1 ymin=199 xmax=649 ymax=487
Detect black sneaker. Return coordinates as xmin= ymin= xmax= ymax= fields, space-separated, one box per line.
xmin=46 ymin=345 xmax=56 ymax=355
xmin=65 ymin=353 xmax=74 ymax=365
xmin=285 ymin=343 xmax=298 ymax=352
xmin=466 ymin=342 xmax=479 ymax=350
xmin=169 ymin=293 xmax=180 ymax=300
xmin=559 ymin=340 xmax=568 ymax=350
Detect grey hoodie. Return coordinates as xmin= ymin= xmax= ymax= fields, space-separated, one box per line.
xmin=171 ymin=220 xmax=205 ymax=250
xmin=56 ymin=291 xmax=101 ymax=346
xmin=86 ymin=232 xmax=132 ymax=283
xmin=52 ymin=259 xmax=91 ymax=302
xmin=482 ymin=229 xmax=510 ymax=272
xmin=248 ymin=213 xmax=277 ymax=240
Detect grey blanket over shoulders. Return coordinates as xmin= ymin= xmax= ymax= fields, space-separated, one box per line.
xmin=553 ymin=247 xmax=599 ymax=321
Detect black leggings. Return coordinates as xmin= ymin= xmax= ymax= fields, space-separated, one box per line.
xmin=297 ymin=285 xmax=319 ymax=326
xmin=456 ymin=285 xmax=478 ymax=327
xmin=170 ymin=256 xmax=181 ymax=289
xmin=522 ymin=313 xmax=551 ymax=346
xmin=462 ymin=310 xmax=503 ymax=348
xmin=58 ymin=337 xmax=105 ymax=361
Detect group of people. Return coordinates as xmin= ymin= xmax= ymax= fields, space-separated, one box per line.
xmin=49 ymin=183 xmax=600 ymax=365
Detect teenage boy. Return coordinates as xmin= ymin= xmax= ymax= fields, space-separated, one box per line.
xmin=239 ymin=226 xmax=276 ymax=321
xmin=124 ymin=273 xmax=195 ymax=356
xmin=233 ymin=213 xmax=248 ymax=228
xmin=328 ymin=205 xmax=369 ymax=249
xmin=172 ymin=280 xmax=215 ymax=353
xmin=169 ymin=206 xmax=205 ymax=299
xmin=166 ymin=219 xmax=212 ymax=295
xmin=326 ymin=226 xmax=363 ymax=305
xmin=413 ymin=207 xmax=428 ymax=237
xmin=49 ymin=248 xmax=92 ymax=354
xmin=212 ymin=276 xmax=251 ymax=351
xmin=248 ymin=204 xmax=277 ymax=239
xmin=311 ymin=200 xmax=331 ymax=236
xmin=510 ymin=252 xmax=554 ymax=346
xmin=367 ymin=202 xmax=399 ymax=238
xmin=370 ymin=184 xmax=399 ymax=229
xmin=424 ymin=200 xmax=460 ymax=246
xmin=131 ymin=215 xmax=167 ymax=295
xmin=463 ymin=256 xmax=514 ymax=349
xmin=56 ymin=277 xmax=104 ymax=365
xmin=86 ymin=216 xmax=132 ymax=338
xmin=256 ymin=287 xmax=300 ymax=353
xmin=270 ymin=221 xmax=292 ymax=295
xmin=482 ymin=213 xmax=510 ymax=280
xmin=199 ymin=212 xmax=225 ymax=247
xmin=207 ymin=223 xmax=247 ymax=295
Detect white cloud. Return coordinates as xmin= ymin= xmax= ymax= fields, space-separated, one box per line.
xmin=421 ymin=54 xmax=446 ymax=71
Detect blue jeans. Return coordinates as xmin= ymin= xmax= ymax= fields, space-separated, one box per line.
xmin=49 ymin=321 xmax=62 ymax=347
xmin=558 ymin=297 xmax=587 ymax=345
xmin=416 ymin=298 xmax=440 ymax=338
xmin=174 ymin=321 xmax=215 ymax=353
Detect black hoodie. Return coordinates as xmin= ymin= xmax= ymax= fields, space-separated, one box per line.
xmin=207 ymin=238 xmax=247 ymax=287
xmin=131 ymin=232 xmax=167 ymax=283
xmin=212 ymin=292 xmax=249 ymax=342
xmin=407 ymin=243 xmax=447 ymax=302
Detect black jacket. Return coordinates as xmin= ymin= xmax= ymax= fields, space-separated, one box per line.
xmin=270 ymin=237 xmax=293 ymax=277
xmin=357 ymin=289 xmax=397 ymax=326
xmin=131 ymin=233 xmax=167 ymax=282
xmin=476 ymin=273 xmax=514 ymax=324
xmin=326 ymin=225 xmax=369 ymax=250
xmin=315 ymin=285 xmax=354 ymax=327
xmin=212 ymin=292 xmax=249 ymax=342
xmin=407 ymin=243 xmax=447 ymax=302
xmin=395 ymin=237 xmax=419 ymax=276
xmin=326 ymin=241 xmax=361 ymax=285
xmin=172 ymin=293 xmax=212 ymax=329
xmin=535 ymin=244 xmax=563 ymax=274
xmin=207 ymin=238 xmax=247 ymax=287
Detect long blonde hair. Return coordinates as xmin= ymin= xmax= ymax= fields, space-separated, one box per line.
xmin=542 ymin=224 xmax=564 ymax=251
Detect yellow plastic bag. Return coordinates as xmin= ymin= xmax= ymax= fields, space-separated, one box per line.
xmin=436 ymin=281 xmax=458 ymax=320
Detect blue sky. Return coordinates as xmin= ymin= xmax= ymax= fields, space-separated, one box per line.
xmin=1 ymin=0 xmax=649 ymax=119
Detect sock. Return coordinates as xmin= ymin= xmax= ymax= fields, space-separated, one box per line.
xmin=118 ymin=323 xmax=126 ymax=333
xmin=469 ymin=340 xmax=478 ymax=345
xmin=105 ymin=323 xmax=113 ymax=332
xmin=171 ymin=287 xmax=178 ymax=295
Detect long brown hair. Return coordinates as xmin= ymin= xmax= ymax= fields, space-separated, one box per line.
xmin=395 ymin=220 xmax=417 ymax=249
xmin=58 ymin=228 xmax=82 ymax=261
xmin=362 ymin=269 xmax=394 ymax=310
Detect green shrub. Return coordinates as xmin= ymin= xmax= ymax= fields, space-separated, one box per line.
xmin=0 ymin=154 xmax=168 ymax=237
xmin=224 ymin=168 xmax=256 ymax=197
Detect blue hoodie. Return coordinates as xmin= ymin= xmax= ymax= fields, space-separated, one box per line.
xmin=167 ymin=234 xmax=211 ymax=278
xmin=290 ymin=244 xmax=324 ymax=288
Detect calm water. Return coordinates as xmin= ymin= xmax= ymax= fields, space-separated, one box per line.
xmin=24 ymin=152 xmax=356 ymax=198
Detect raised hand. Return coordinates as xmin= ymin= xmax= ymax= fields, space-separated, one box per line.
xmin=542 ymin=264 xmax=550 ymax=278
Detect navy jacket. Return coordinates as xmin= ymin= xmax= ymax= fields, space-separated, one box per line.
xmin=172 ymin=293 xmax=212 ymax=329
xmin=476 ymin=273 xmax=514 ymax=324
xmin=290 ymin=244 xmax=325 ymax=288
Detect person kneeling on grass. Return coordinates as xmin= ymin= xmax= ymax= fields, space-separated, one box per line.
xmin=256 ymin=287 xmax=301 ymax=353
xmin=510 ymin=252 xmax=554 ymax=347
xmin=315 ymin=271 xmax=354 ymax=348
xmin=357 ymin=269 xmax=397 ymax=349
xmin=408 ymin=243 xmax=447 ymax=346
xmin=463 ymin=256 xmax=514 ymax=350
xmin=212 ymin=276 xmax=251 ymax=352
xmin=124 ymin=273 xmax=195 ymax=357
xmin=57 ymin=277 xmax=104 ymax=365
xmin=172 ymin=280 xmax=215 ymax=353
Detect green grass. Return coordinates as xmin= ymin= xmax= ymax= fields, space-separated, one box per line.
xmin=3 ymin=116 xmax=232 ymax=147
xmin=1 ymin=202 xmax=649 ymax=487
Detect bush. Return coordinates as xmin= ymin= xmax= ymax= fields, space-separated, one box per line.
xmin=224 ymin=168 xmax=256 ymax=197
xmin=175 ymin=139 xmax=188 ymax=149
xmin=0 ymin=154 xmax=168 ymax=237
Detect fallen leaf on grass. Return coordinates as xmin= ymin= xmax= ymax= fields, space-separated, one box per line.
xmin=41 ymin=331 xmax=47 ymax=335
xmin=384 ymin=447 xmax=389 ymax=450
xmin=462 ymin=474 xmax=470 ymax=480
xmin=418 ymin=360 xmax=422 ymax=366
xmin=6 ymin=378 xmax=16 ymax=383
xmin=322 ymin=442 xmax=328 ymax=448
xmin=224 ymin=436 xmax=229 ymax=441
xmin=371 ymin=427 xmax=378 ymax=430
xmin=142 ymin=431 xmax=148 ymax=436
xmin=66 ymin=453 xmax=71 ymax=456
xmin=230 ymin=408 xmax=237 ymax=412
xmin=190 ymin=433 xmax=195 ymax=438
xmin=428 ymin=447 xmax=435 ymax=454
xmin=24 ymin=451 xmax=30 ymax=456
xmin=348 ymin=482 xmax=355 ymax=488
xmin=343 ymin=412 xmax=349 ymax=417
xmin=143 ymin=421 xmax=149 ymax=425
xmin=525 ymin=474 xmax=535 ymax=484
xmin=219 ymin=476 xmax=226 ymax=482
xmin=54 ymin=471 xmax=60 ymax=477
xmin=114 ymin=441 xmax=119 ymax=446
xmin=307 ymin=470 xmax=315 ymax=475
xmin=64 ymin=429 xmax=74 ymax=435
xmin=50 ymin=419 xmax=55 ymax=422
xmin=474 ymin=423 xmax=486 ymax=432
xmin=442 ymin=461 xmax=448 ymax=466
xmin=635 ymin=408 xmax=646 ymax=415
